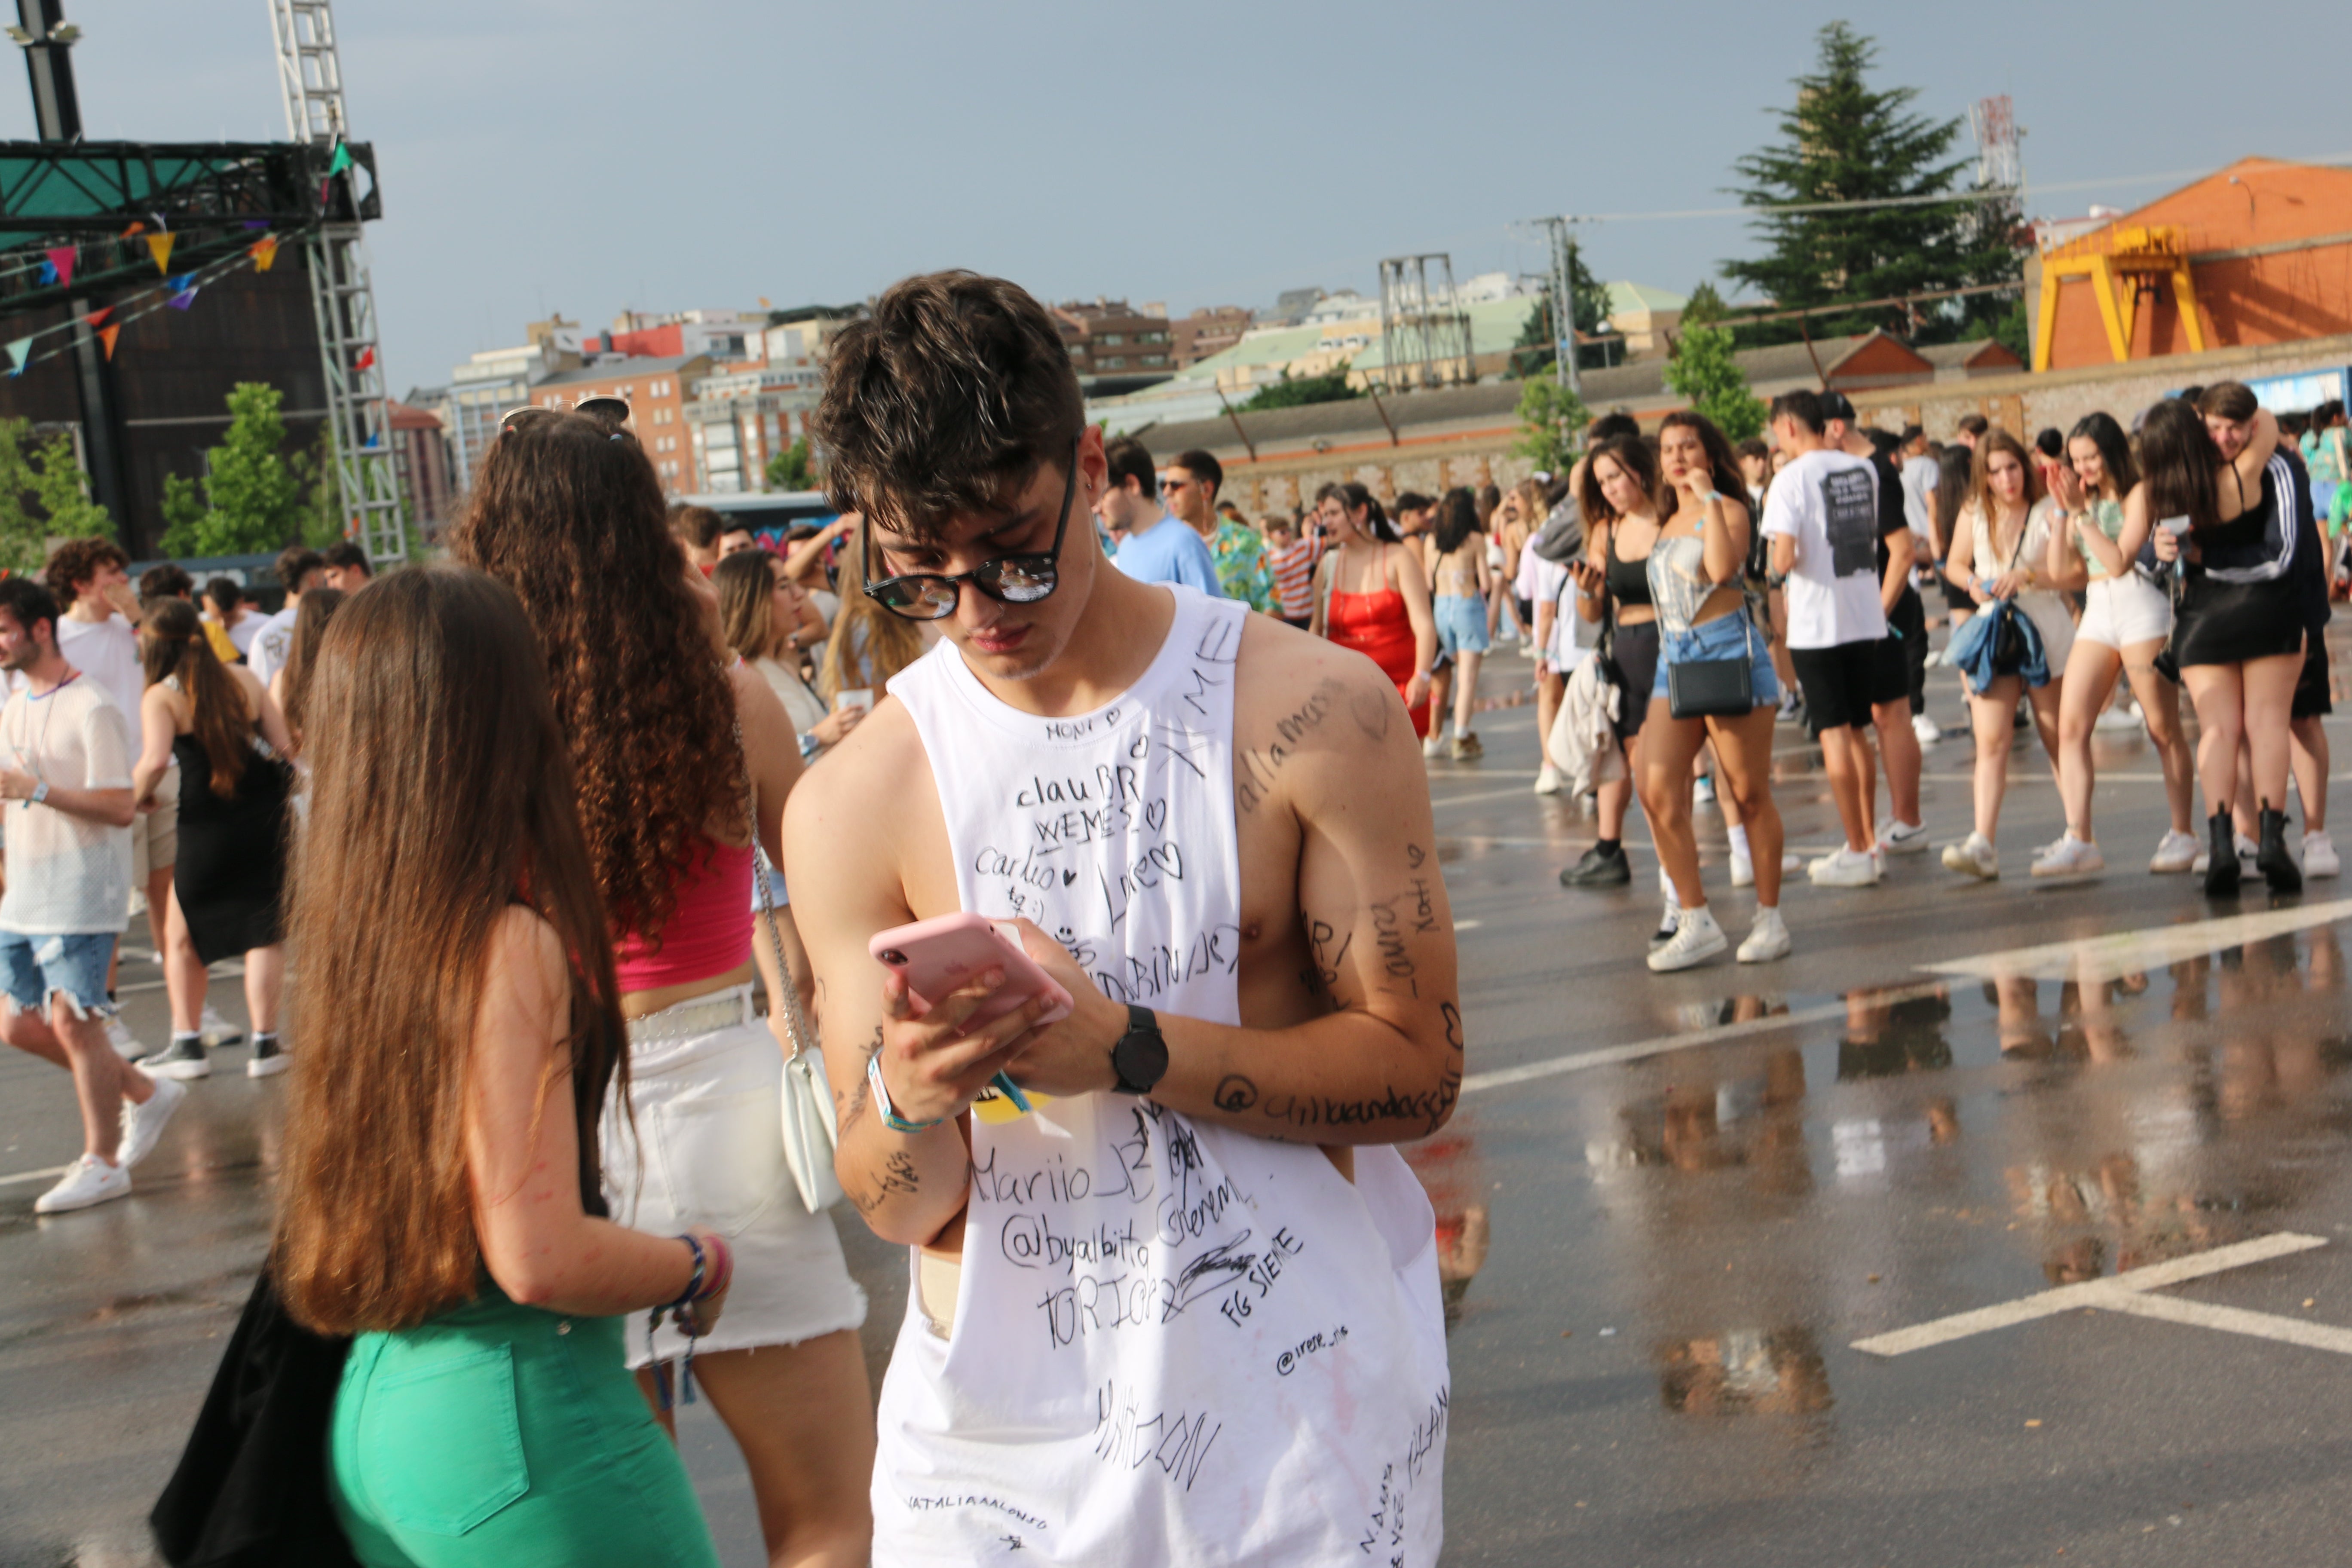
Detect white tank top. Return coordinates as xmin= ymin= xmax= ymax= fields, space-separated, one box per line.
xmin=882 ymin=584 xmax=1450 ymax=1566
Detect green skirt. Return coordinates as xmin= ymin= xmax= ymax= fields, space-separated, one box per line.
xmin=329 ymin=1286 xmax=720 ymax=1568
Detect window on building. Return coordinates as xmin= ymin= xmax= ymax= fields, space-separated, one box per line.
xmin=1143 ymin=355 xmax=1166 ymax=366
xmin=1100 ymin=334 xmax=1124 ymax=346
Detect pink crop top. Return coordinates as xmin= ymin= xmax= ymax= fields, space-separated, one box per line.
xmin=612 ymin=839 xmax=755 ymax=992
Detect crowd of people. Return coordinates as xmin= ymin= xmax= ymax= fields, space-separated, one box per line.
xmin=6 ymin=255 xmax=2338 ymax=1563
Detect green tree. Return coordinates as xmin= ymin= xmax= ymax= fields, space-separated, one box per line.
xmin=161 ymin=383 xmax=309 ymax=556
xmin=1664 ymin=324 xmax=1768 ymax=443
xmin=292 ymin=423 xmax=347 ymax=548
xmin=1682 ymin=281 xmax=1730 ymax=326
xmin=0 ymin=421 xmax=84 ymax=570
xmin=1237 ymin=369 xmax=1359 ymax=413
xmin=766 ymin=436 xmax=815 ymax=491
xmin=1508 ymin=246 xmax=1612 ymax=376
xmin=28 ymin=431 xmax=109 ymax=540
xmin=160 ymin=474 xmax=207 ymax=542
xmin=1723 ymin=22 xmax=2021 ymax=346
xmin=1511 ymin=377 xmax=1590 ymax=472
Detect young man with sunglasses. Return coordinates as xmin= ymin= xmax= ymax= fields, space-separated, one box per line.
xmin=789 ymin=271 xmax=1456 ymax=1565
xmin=1165 ymin=447 xmax=1278 ymax=614
xmin=1092 ymin=434 xmax=1222 ymax=596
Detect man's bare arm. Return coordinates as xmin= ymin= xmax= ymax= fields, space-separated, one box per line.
xmin=1013 ymin=653 xmax=1462 ymax=1144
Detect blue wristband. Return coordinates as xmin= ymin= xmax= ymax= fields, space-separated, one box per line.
xmin=867 ymin=1049 xmax=947 ymax=1133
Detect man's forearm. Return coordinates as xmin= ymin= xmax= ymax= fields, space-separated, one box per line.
xmin=1155 ymin=1008 xmax=1462 ymax=1146
xmin=42 ymin=785 xmax=133 ymax=829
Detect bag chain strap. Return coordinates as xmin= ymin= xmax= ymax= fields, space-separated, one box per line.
xmin=736 ymin=717 xmax=818 ymax=1065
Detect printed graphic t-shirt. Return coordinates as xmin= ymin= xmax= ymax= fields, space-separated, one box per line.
xmin=1762 ymin=447 xmax=1887 ymax=649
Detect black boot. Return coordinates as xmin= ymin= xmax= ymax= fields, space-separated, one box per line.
xmin=2258 ymin=804 xmax=2303 ymax=893
xmin=2205 ymin=809 xmax=2242 ymax=897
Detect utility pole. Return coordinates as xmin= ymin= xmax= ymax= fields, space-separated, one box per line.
xmin=1531 ymin=215 xmax=1589 ymax=399
xmin=7 ymin=0 xmax=130 ymax=540
xmin=268 ymin=0 xmax=406 ymax=564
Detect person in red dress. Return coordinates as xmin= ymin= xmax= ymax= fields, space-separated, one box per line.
xmin=1308 ymin=481 xmax=1438 ymax=737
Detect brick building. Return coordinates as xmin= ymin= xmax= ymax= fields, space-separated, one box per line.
xmin=385 ymin=399 xmax=455 ymax=539
xmin=2030 ymin=157 xmax=2352 ymax=371
xmin=1168 ymin=306 xmax=1253 ymax=368
xmin=1053 ymin=298 xmax=1173 ymax=377
xmin=527 ymin=354 xmax=714 ymax=492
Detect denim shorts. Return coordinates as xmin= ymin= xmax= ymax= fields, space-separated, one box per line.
xmin=1654 ymin=610 xmax=1780 ymax=707
xmin=0 ymin=929 xmax=118 ymax=1018
xmin=1433 ymin=593 xmax=1491 ymax=658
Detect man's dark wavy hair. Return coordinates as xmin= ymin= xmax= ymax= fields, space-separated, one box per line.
xmin=811 ymin=271 xmax=1087 ymax=542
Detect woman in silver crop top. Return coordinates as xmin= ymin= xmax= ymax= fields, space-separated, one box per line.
xmin=1636 ymin=412 xmax=1791 ymax=973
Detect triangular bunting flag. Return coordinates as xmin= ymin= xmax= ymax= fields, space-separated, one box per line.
xmin=327 ymin=142 xmax=353 ymax=177
xmin=145 ymin=232 xmax=175 ymax=274
xmin=354 ymin=346 xmax=375 ymax=371
xmin=44 ymin=247 xmax=74 ymax=288
xmin=242 ymin=218 xmax=270 ymax=230
xmin=168 ymin=284 xmax=199 ymax=310
xmin=250 ymin=235 xmax=278 ymax=272
xmin=120 ymin=220 xmax=144 ymax=239
xmin=84 ymin=306 xmax=110 ymax=328
xmin=6 ymin=336 xmax=35 ymax=376
xmin=97 ymin=324 xmax=119 ymax=359
xmin=35 ymin=261 xmax=55 ymax=286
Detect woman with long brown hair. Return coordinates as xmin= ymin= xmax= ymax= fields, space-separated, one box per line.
xmin=714 ymin=548 xmax=861 ymax=759
xmin=2146 ymin=392 xmax=2291 ymax=893
xmin=821 ymin=518 xmax=928 ymax=707
xmin=275 ymin=565 xmax=728 ymax=1567
xmin=1308 ymin=480 xmax=1437 ymax=737
xmin=1637 ymin=412 xmax=1791 ymax=970
xmin=1936 ymin=430 xmax=2077 ymax=879
xmin=268 ymin=585 xmax=346 ymax=754
xmin=127 ymin=598 xmax=295 ymax=1078
xmin=454 ymin=409 xmax=873 ymax=1568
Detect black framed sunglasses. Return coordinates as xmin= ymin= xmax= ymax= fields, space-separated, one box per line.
xmin=863 ymin=439 xmax=1080 ymax=622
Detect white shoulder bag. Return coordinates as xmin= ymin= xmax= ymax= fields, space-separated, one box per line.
xmin=741 ymin=725 xmax=843 ymax=1213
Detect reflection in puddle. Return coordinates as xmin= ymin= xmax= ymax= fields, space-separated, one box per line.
xmin=1404 ymin=1124 xmax=1490 ymax=1332
xmin=1656 ymin=1326 xmax=1832 ymax=1417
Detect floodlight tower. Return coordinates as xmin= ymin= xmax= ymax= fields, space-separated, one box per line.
xmin=268 ymin=0 xmax=405 ymax=562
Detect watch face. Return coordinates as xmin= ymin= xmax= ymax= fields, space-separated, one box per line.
xmin=1114 ymin=1026 xmax=1169 ymax=1092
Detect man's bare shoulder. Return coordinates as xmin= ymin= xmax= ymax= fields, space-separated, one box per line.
xmin=1231 ymin=613 xmax=1420 ymax=818
xmin=784 ymin=695 xmax=923 ymax=825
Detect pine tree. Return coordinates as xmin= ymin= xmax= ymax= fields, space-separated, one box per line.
xmin=1510 ymin=244 xmax=1613 ymax=375
xmin=1723 ymin=22 xmax=2020 ymax=346
xmin=1664 ymin=325 xmax=1768 ymax=443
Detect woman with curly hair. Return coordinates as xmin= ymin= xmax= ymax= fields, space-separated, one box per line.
xmin=453 ymin=410 xmax=874 ymax=1568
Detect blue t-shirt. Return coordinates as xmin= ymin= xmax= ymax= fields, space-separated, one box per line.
xmin=1110 ymin=515 xmax=1225 ymax=596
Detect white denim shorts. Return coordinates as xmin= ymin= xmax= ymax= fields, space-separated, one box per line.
xmin=2076 ymin=571 xmax=2172 ymax=652
xmin=603 ymin=984 xmax=866 ymax=1367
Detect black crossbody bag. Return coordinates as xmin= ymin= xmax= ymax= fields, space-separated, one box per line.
xmin=1665 ymin=608 xmax=1758 ymax=720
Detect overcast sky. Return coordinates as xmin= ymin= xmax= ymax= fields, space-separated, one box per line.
xmin=11 ymin=2 xmax=2347 ymax=398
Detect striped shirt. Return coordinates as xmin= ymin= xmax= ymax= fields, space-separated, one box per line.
xmin=1268 ymin=537 xmax=1321 ymax=619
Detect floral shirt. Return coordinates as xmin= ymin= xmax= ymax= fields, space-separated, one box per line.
xmin=1208 ymin=518 xmax=1279 ymax=615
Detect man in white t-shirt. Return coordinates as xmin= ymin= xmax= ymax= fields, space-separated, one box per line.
xmin=1899 ymin=426 xmax=1939 ymax=545
xmin=1763 ymin=389 xmax=1907 ymax=887
xmin=0 ymin=577 xmax=184 ymax=1212
xmin=246 ymin=544 xmax=325 ymax=689
xmin=46 ymin=536 xmax=176 ymax=1054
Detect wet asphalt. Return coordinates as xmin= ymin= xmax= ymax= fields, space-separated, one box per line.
xmin=6 ymin=628 xmax=2352 ymax=1566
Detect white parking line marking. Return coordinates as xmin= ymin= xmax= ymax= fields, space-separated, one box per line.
xmin=1853 ymin=1232 xmax=2329 ymax=1357
xmin=1920 ymin=900 xmax=2352 ymax=983
xmin=0 ymin=1164 xmax=67 ymax=1188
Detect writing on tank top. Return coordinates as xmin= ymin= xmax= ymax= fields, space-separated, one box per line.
xmin=881 ymin=584 xmax=1450 ymax=1565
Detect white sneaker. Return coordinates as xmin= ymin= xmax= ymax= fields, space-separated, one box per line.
xmin=105 ymin=1015 xmax=144 ymax=1060
xmin=2094 ymin=705 xmax=2142 ymax=733
xmin=1533 ymin=766 xmax=1565 ymax=796
xmin=1878 ymin=819 xmax=1932 ymax=855
xmin=34 ymin=1155 xmax=129 ymax=1214
xmin=1911 ymin=713 xmax=1942 ymax=745
xmin=199 ymin=1005 xmax=243 ymax=1048
xmin=1422 ymin=732 xmax=1448 ymax=759
xmin=1923 ymin=648 xmax=1945 ymax=669
xmin=1737 ymin=907 xmax=1792 ymax=964
xmin=1942 ymin=831 xmax=2000 ymax=879
xmin=2237 ymin=833 xmax=2260 ymax=862
xmin=1693 ymin=775 xmax=1716 ymax=807
xmin=2149 ymin=829 xmax=2200 ymax=874
xmin=2030 ymin=833 xmax=2105 ymax=877
xmin=2304 ymin=831 xmax=2340 ymax=879
xmin=1731 ymin=851 xmax=1804 ymax=887
xmin=1809 ymin=847 xmax=1883 ymax=887
xmin=1647 ymin=906 xmax=1729 ymax=972
xmin=117 ymin=1076 xmax=186 ymax=1169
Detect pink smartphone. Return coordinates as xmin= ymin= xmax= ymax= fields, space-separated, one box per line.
xmin=869 ymin=913 xmax=1074 ymax=1028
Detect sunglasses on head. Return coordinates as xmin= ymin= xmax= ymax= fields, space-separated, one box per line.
xmin=499 ymin=405 xmax=628 ymax=442
xmin=863 ymin=439 xmax=1080 ymax=622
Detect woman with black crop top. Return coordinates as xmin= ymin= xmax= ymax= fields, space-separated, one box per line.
xmin=1556 ymin=442 xmax=1659 ymax=899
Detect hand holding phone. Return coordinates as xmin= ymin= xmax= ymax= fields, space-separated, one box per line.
xmin=836 ymin=688 xmax=874 ymax=717
xmin=870 ymin=914 xmax=1074 ymax=1121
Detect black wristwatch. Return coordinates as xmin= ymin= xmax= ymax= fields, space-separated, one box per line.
xmin=1109 ymin=1004 xmax=1168 ymax=1096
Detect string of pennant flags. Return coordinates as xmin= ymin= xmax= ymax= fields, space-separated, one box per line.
xmin=1 ymin=225 xmax=298 ymax=380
